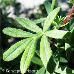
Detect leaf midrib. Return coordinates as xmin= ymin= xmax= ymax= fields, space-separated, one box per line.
xmin=44 ymin=37 xmax=48 ymax=62
xmin=5 ymin=39 xmax=32 ymax=60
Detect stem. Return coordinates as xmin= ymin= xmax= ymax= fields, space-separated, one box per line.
xmin=50 ymin=5 xmax=74 ymax=47
xmin=50 ymin=38 xmax=56 ymax=47
xmin=51 ymin=0 xmax=55 ymax=11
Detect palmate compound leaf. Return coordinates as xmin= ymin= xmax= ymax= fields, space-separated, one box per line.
xmin=40 ymin=35 xmax=52 ymax=68
xmin=3 ymin=38 xmax=32 ymax=61
xmin=43 ymin=7 xmax=60 ymax=32
xmin=20 ymin=39 xmax=37 ymax=73
xmin=45 ymin=30 xmax=70 ymax=39
xmin=16 ymin=18 xmax=43 ymax=34
xmin=2 ymin=27 xmax=38 ymax=37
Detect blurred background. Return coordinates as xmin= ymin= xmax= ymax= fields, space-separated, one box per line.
xmin=0 ymin=0 xmax=74 ymax=74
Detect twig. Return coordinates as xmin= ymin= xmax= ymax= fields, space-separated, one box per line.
xmin=50 ymin=5 xmax=74 ymax=47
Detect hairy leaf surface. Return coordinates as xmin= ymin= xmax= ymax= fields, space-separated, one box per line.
xmin=45 ymin=30 xmax=70 ymax=39
xmin=20 ymin=39 xmax=37 ymax=73
xmin=3 ymin=38 xmax=32 ymax=61
xmin=40 ymin=35 xmax=52 ymax=68
xmin=43 ymin=7 xmax=60 ymax=32
xmin=16 ymin=18 xmax=43 ymax=34
xmin=3 ymin=27 xmax=37 ymax=37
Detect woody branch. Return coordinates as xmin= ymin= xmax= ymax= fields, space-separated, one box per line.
xmin=50 ymin=5 xmax=74 ymax=47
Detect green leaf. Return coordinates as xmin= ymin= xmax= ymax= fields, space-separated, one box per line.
xmin=65 ymin=43 xmax=71 ymax=50
xmin=43 ymin=7 xmax=60 ymax=32
xmin=55 ymin=57 xmax=68 ymax=63
xmin=45 ymin=30 xmax=70 ymax=39
xmin=31 ymin=56 xmax=43 ymax=66
xmin=47 ymin=56 xmax=55 ymax=74
xmin=2 ymin=27 xmax=38 ymax=37
xmin=40 ymin=35 xmax=52 ymax=68
xmin=35 ymin=66 xmax=45 ymax=74
xmin=51 ymin=0 xmax=55 ymax=11
xmin=35 ymin=50 xmax=40 ymax=56
xmin=45 ymin=70 xmax=50 ymax=74
xmin=20 ymin=39 xmax=37 ymax=73
xmin=44 ymin=1 xmax=51 ymax=14
xmin=65 ymin=39 xmax=71 ymax=60
xmin=70 ymin=23 xmax=74 ymax=30
xmin=69 ymin=27 xmax=74 ymax=45
xmin=33 ymin=18 xmax=46 ymax=24
xmin=16 ymin=18 xmax=43 ymax=34
xmin=3 ymin=38 xmax=32 ymax=61
xmin=55 ymin=65 xmax=74 ymax=74
xmin=59 ymin=57 xmax=68 ymax=63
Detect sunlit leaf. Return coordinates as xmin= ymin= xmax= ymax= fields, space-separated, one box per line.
xmin=16 ymin=18 xmax=43 ymax=34
xmin=65 ymin=43 xmax=70 ymax=50
xmin=45 ymin=70 xmax=50 ymax=74
xmin=35 ymin=66 xmax=45 ymax=74
xmin=20 ymin=39 xmax=37 ymax=73
xmin=2 ymin=27 xmax=38 ymax=37
xmin=51 ymin=0 xmax=55 ymax=11
xmin=3 ymin=38 xmax=32 ymax=61
xmin=43 ymin=7 xmax=60 ymax=32
xmin=40 ymin=35 xmax=52 ymax=68
xmin=45 ymin=30 xmax=70 ymax=39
